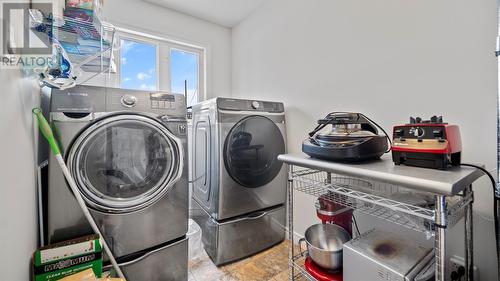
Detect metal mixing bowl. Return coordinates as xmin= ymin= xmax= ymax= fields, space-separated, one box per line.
xmin=300 ymin=223 xmax=351 ymax=271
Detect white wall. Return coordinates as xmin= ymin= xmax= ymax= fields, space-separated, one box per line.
xmin=101 ymin=0 xmax=232 ymax=99
xmin=0 ymin=1 xmax=231 ymax=279
xmin=0 ymin=69 xmax=40 ymax=280
xmin=232 ymin=0 xmax=498 ymax=280
xmin=0 ymin=3 xmax=44 ymax=279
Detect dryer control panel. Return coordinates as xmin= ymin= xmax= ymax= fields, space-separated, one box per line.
xmin=217 ymin=98 xmax=284 ymax=113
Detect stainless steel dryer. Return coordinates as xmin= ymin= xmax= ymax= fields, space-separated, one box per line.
xmin=191 ymin=97 xmax=287 ymax=265
xmin=46 ymin=85 xmax=188 ymax=281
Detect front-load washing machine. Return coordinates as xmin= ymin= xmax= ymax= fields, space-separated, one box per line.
xmin=46 ymin=85 xmax=188 ymax=280
xmin=191 ymin=97 xmax=287 ymax=265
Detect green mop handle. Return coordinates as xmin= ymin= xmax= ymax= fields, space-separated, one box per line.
xmin=32 ymin=107 xmax=125 ymax=279
xmin=32 ymin=108 xmax=61 ymax=156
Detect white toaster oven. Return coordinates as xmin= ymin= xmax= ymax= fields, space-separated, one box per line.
xmin=343 ymin=229 xmax=435 ymax=281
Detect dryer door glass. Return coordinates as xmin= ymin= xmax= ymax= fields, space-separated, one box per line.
xmin=224 ymin=116 xmax=285 ymax=188
xmin=68 ymin=114 xmax=181 ymax=213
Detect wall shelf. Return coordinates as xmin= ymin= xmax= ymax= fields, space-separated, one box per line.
xmin=31 ymin=9 xmax=116 ymax=87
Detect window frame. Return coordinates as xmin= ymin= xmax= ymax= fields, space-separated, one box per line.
xmin=118 ymin=35 xmax=160 ymax=91
xmin=169 ymin=47 xmax=202 ymax=106
xmin=115 ymin=29 xmax=206 ymax=104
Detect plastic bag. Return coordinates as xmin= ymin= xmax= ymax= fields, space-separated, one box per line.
xmin=187 ymin=219 xmax=203 ymax=260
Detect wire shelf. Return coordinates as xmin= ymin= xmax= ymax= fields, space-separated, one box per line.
xmin=30 ymin=8 xmax=116 ymax=86
xmin=289 ymin=254 xmax=317 ymax=281
xmin=286 ymin=159 xmax=476 ymax=281
xmin=292 ymin=168 xmax=469 ymax=234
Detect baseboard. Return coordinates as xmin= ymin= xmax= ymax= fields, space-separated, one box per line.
xmin=284 ymin=226 xmax=303 ymax=242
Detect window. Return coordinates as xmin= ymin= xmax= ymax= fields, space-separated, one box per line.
xmin=117 ymin=30 xmax=204 ymax=107
xmin=170 ymin=49 xmax=199 ymax=106
xmin=120 ymin=39 xmax=158 ymax=91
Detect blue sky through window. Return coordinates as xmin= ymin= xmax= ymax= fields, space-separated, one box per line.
xmin=120 ymin=39 xmax=157 ymax=91
xmin=170 ymin=49 xmax=199 ymax=106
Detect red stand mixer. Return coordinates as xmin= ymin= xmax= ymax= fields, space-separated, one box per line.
xmin=304 ymin=191 xmax=353 ymax=281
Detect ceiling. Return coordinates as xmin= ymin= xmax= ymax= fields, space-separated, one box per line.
xmin=143 ymin=0 xmax=265 ymax=27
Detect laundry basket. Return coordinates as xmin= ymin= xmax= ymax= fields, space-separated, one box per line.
xmin=187 ymin=219 xmax=203 ymax=260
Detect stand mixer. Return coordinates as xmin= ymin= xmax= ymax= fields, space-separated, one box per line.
xmin=304 ymin=191 xmax=354 ymax=281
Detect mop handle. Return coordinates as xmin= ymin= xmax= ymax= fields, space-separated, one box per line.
xmin=32 ymin=108 xmax=125 ymax=279
xmin=32 ymin=108 xmax=60 ymax=155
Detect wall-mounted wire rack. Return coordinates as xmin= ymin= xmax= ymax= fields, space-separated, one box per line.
xmin=278 ymin=154 xmax=482 ymax=281
xmin=30 ymin=8 xmax=116 ymax=87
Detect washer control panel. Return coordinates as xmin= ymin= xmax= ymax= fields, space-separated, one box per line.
xmin=150 ymin=92 xmax=176 ymax=109
xmin=107 ymin=87 xmax=185 ymax=116
xmin=52 ymin=85 xmax=186 ymax=117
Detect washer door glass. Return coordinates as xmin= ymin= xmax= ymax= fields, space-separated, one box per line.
xmin=68 ymin=114 xmax=182 ymax=213
xmin=224 ymin=115 xmax=285 ymax=188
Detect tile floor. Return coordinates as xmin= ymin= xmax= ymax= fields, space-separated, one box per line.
xmin=188 ymin=241 xmax=291 ymax=281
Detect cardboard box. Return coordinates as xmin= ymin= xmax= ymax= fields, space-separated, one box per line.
xmin=33 ymin=234 xmax=103 ymax=281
